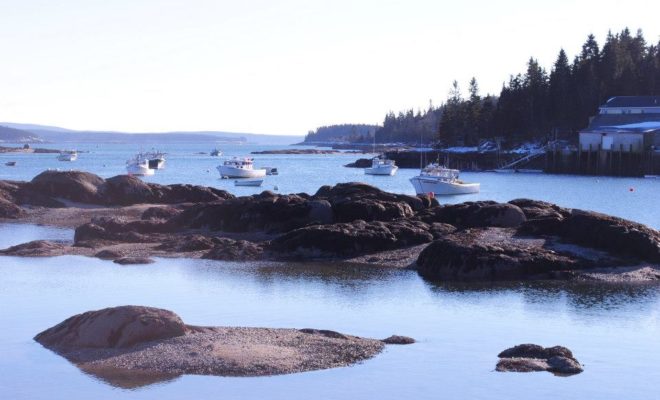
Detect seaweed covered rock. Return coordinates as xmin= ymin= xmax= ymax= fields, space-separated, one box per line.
xmin=271 ymin=219 xmax=433 ymax=258
xmin=496 ymin=344 xmax=583 ymax=375
xmin=416 ymin=228 xmax=591 ymax=281
xmin=417 ymin=201 xmax=526 ymax=228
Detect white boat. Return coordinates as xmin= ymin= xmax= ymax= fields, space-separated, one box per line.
xmin=365 ymin=156 xmax=398 ymax=176
xmin=409 ymin=164 xmax=480 ymax=195
xmin=263 ymin=166 xmax=279 ymax=175
xmin=210 ymin=148 xmax=223 ymax=157
xmin=57 ymin=150 xmax=78 ymax=161
xmin=126 ymin=157 xmax=155 ymax=176
xmin=217 ymin=157 xmax=266 ymax=178
xmin=138 ymin=150 xmax=166 ymax=169
xmin=234 ymin=179 xmax=264 ymax=187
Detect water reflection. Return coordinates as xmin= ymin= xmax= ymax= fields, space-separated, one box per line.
xmin=80 ymin=364 xmax=180 ymax=390
xmin=427 ymin=280 xmax=660 ymax=315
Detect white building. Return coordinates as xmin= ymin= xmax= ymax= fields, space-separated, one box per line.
xmin=579 ymin=96 xmax=660 ymax=152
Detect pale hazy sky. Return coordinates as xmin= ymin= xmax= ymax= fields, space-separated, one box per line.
xmin=1 ymin=0 xmax=658 ymax=135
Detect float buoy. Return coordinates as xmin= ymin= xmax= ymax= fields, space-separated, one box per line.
xmin=629 ymin=187 xmax=634 ymax=192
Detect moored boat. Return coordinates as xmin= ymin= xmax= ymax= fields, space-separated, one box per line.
xmin=409 ymin=164 xmax=480 ymax=195
xmin=57 ymin=150 xmax=78 ymax=161
xmin=364 ymin=156 xmax=398 ymax=176
xmin=126 ymin=157 xmax=155 ymax=176
xmin=210 ymin=148 xmax=223 ymax=157
xmin=263 ymin=166 xmax=279 ymax=175
xmin=5 ymin=161 xmax=16 ymax=166
xmin=217 ymin=157 xmax=266 ymax=178
xmin=139 ymin=150 xmax=166 ymax=169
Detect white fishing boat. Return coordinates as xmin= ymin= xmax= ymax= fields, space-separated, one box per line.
xmin=263 ymin=166 xmax=279 ymax=175
xmin=57 ymin=150 xmax=78 ymax=161
xmin=409 ymin=164 xmax=480 ymax=195
xmin=217 ymin=157 xmax=266 ymax=178
xmin=234 ymin=179 xmax=264 ymax=187
xmin=365 ymin=156 xmax=398 ymax=176
xmin=126 ymin=157 xmax=155 ymax=176
xmin=139 ymin=150 xmax=166 ymax=169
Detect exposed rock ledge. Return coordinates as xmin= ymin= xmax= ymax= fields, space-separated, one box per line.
xmin=1 ymin=170 xmax=659 ymax=283
xmin=34 ymin=306 xmax=409 ymax=388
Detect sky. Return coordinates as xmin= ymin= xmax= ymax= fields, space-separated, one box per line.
xmin=1 ymin=0 xmax=659 ymax=136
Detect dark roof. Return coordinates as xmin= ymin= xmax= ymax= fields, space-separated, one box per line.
xmin=588 ymin=113 xmax=660 ymax=129
xmin=602 ymin=96 xmax=660 ymax=108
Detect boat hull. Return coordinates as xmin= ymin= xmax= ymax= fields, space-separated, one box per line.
xmin=217 ymin=165 xmax=266 ymax=178
xmin=365 ymin=165 xmax=398 ymax=176
xmin=148 ymin=158 xmax=165 ymax=170
xmin=57 ymin=154 xmax=78 ymax=161
xmin=126 ymin=163 xmax=155 ymax=176
xmin=410 ymin=177 xmax=480 ymax=195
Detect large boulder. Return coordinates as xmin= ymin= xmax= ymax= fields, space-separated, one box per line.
xmin=416 ymin=228 xmax=590 ymax=281
xmin=29 ymin=170 xmax=105 ymax=204
xmin=559 ymin=209 xmax=660 ymax=262
xmin=176 ymin=192 xmax=320 ymax=233
xmin=100 ymin=175 xmax=155 ymax=205
xmin=271 ymin=219 xmax=433 ymax=257
xmin=34 ymin=306 xmax=187 ymax=349
xmin=314 ymin=182 xmax=431 ymax=221
xmin=417 ymin=201 xmax=527 ymax=228
xmin=0 ymin=197 xmax=24 ymax=218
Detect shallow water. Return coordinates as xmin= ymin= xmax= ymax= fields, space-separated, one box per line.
xmin=0 ymin=224 xmax=659 ymax=399
xmin=0 ymin=142 xmax=658 ymax=227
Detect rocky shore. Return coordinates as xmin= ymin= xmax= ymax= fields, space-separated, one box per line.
xmin=35 ymin=305 xmax=408 ymax=386
xmin=250 ymin=149 xmax=342 ymax=155
xmin=1 ymin=170 xmax=659 ymax=282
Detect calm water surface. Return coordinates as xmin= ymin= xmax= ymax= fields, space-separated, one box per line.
xmin=0 ymin=224 xmax=659 ymax=399
xmin=0 ymin=142 xmax=659 ymax=399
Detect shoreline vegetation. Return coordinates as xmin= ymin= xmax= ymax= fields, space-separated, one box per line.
xmin=1 ymin=170 xmax=658 ymax=283
xmin=303 ymin=28 xmax=660 ymax=150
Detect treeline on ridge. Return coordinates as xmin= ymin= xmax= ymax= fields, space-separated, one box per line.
xmin=305 ymin=28 xmax=660 ymax=147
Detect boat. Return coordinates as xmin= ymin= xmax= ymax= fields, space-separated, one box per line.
xmin=217 ymin=157 xmax=266 ymax=178
xmin=210 ymin=148 xmax=223 ymax=157
xmin=409 ymin=164 xmax=480 ymax=195
xmin=365 ymin=156 xmax=398 ymax=176
xmin=139 ymin=150 xmax=166 ymax=169
xmin=5 ymin=161 xmax=16 ymax=166
xmin=126 ymin=157 xmax=155 ymax=176
xmin=57 ymin=150 xmax=78 ymax=161
xmin=263 ymin=166 xmax=279 ymax=175
xmin=234 ymin=179 xmax=264 ymax=187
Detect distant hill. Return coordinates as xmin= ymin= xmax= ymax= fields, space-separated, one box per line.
xmin=0 ymin=125 xmax=43 ymax=143
xmin=0 ymin=122 xmax=301 ymax=145
xmin=303 ymin=124 xmax=380 ymax=144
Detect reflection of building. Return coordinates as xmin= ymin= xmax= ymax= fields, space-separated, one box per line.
xmin=579 ymin=96 xmax=660 ymax=152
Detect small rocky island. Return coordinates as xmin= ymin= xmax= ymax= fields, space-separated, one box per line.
xmin=0 ymin=170 xmax=659 ymax=282
xmin=496 ymin=344 xmax=583 ymax=375
xmin=34 ymin=305 xmax=408 ymax=387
